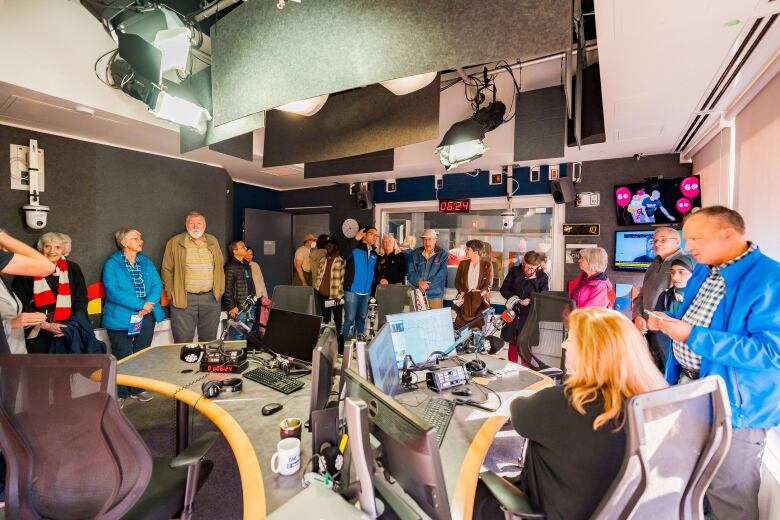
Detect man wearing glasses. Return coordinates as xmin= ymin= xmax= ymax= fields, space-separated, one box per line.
xmin=632 ymin=227 xmax=683 ymax=367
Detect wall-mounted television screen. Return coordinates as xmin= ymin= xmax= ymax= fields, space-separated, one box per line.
xmin=614 ymin=230 xmax=685 ymax=271
xmin=614 ymin=175 xmax=701 ymax=226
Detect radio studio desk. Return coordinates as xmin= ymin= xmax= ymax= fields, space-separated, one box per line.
xmin=116 ymin=344 xmax=552 ymax=519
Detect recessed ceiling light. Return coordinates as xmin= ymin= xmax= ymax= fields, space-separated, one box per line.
xmin=74 ymin=105 xmax=95 ymax=116
xmin=724 ymin=19 xmax=741 ymax=27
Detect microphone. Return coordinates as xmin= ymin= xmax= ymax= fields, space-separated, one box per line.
xmin=501 ymin=296 xmax=520 ymax=323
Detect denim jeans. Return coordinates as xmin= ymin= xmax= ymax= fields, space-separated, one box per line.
xmin=108 ymin=315 xmax=156 ymax=398
xmin=228 ymin=305 xmax=256 ymax=340
xmin=342 ymin=292 xmax=370 ymax=339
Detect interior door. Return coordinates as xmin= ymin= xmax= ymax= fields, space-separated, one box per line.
xmin=244 ymin=209 xmax=292 ymax=296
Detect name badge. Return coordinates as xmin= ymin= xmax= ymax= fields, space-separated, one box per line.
xmin=129 ymin=314 xmax=142 ymax=336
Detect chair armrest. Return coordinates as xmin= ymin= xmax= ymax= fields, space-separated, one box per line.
xmin=170 ymin=431 xmax=220 ymax=468
xmin=538 ymin=367 xmax=565 ymax=385
xmin=479 ymin=472 xmax=545 ymax=519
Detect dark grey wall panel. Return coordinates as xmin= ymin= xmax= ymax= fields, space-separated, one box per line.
xmin=514 ymin=86 xmax=566 ymax=161
xmin=209 ymin=131 xmax=254 ymax=161
xmin=0 ymin=124 xmax=232 ymax=286
xmin=280 ymin=185 xmax=373 ymax=242
xmin=211 ymin=0 xmax=571 ymax=125
xmin=563 ymin=154 xmax=692 ymax=289
xmin=263 ymin=80 xmax=438 ymax=167
xmin=304 ymin=149 xmax=394 ymax=179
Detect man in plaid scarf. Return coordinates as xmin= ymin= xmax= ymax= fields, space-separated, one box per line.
xmin=648 ymin=206 xmax=780 ymax=520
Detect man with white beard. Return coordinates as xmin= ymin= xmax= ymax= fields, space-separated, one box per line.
xmin=162 ymin=211 xmax=225 ymax=342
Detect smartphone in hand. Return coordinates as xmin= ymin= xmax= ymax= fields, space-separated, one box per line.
xmin=644 ymin=310 xmax=667 ymax=321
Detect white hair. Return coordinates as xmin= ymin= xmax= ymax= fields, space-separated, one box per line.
xmin=37 ymin=232 xmax=72 ymax=256
xmin=378 ymin=234 xmax=401 ymax=255
xmin=580 ymin=247 xmax=609 ymax=273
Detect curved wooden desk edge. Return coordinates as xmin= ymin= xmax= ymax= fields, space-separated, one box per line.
xmin=116 ymin=347 xmax=265 ymax=520
xmin=450 ymin=370 xmax=554 ymax=520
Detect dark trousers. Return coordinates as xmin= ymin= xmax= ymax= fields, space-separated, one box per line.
xmin=170 ymin=292 xmax=221 ymax=343
xmin=108 ymin=315 xmax=156 ymax=398
xmin=317 ymin=293 xmax=344 ymax=351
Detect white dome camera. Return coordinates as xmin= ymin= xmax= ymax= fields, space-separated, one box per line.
xmin=501 ymin=210 xmax=515 ymax=229
xmin=22 ymin=204 xmax=49 ymax=230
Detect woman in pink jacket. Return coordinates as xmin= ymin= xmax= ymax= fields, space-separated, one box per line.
xmin=569 ymin=247 xmax=613 ymax=308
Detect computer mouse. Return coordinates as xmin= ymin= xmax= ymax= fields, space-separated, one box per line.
xmin=451 ymin=387 xmax=472 ymax=397
xmin=261 ymin=402 xmax=283 ymax=416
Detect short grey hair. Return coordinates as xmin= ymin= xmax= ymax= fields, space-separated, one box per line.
xmin=580 ymin=246 xmax=608 ymax=273
xmin=37 ymin=232 xmax=72 ymax=256
xmin=185 ymin=211 xmax=205 ymax=224
xmin=114 ymin=228 xmax=141 ymax=250
xmin=653 ymin=226 xmax=679 ymax=240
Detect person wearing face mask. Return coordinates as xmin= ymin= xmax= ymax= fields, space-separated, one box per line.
xmin=161 ymin=211 xmax=225 ymax=343
xmin=11 ymin=232 xmax=88 ymax=354
xmin=293 ymin=233 xmax=317 ymax=286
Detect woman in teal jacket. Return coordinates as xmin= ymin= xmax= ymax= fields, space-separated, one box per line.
xmin=102 ymin=228 xmax=165 ymax=404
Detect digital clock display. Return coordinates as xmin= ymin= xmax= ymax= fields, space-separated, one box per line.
xmin=438 ymin=199 xmax=471 ymax=213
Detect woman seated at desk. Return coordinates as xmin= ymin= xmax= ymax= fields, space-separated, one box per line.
xmin=476 ymin=307 xmax=667 ymax=520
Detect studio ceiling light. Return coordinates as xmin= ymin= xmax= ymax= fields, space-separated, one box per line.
xmin=151 ymin=90 xmax=212 ymax=132
xmin=275 ymin=94 xmax=329 ymax=116
xmin=436 ymin=101 xmax=506 ymax=170
xmin=380 ymin=71 xmax=437 ymax=95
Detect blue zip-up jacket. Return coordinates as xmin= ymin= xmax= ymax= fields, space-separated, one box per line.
xmin=664 ymin=246 xmax=780 ymax=429
xmin=344 ymin=239 xmax=378 ymax=295
xmin=102 ymin=251 xmax=165 ymax=331
xmin=407 ymin=246 xmax=448 ymax=300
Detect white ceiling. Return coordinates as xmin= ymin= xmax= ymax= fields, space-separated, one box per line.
xmin=0 ymin=0 xmax=778 ymax=190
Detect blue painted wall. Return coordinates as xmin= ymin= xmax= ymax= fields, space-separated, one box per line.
xmin=232 ymin=181 xmax=282 ymax=239
xmin=371 ymin=164 xmax=567 ymax=203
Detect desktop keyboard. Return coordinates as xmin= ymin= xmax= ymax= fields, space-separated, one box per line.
xmin=243 ymin=367 xmax=304 ymax=394
xmin=420 ymin=398 xmax=456 ymax=446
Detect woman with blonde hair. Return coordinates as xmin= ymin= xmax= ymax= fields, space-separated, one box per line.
xmin=374 ymin=234 xmax=406 ymax=291
xmin=476 ymin=307 xmax=667 ymax=520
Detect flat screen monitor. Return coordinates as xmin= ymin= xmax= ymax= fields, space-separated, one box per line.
xmin=614 ymin=230 xmax=685 ymax=272
xmin=261 ymin=308 xmax=322 ymax=363
xmin=310 ymin=325 xmax=339 ymax=413
xmin=614 ymin=175 xmax=701 ymax=226
xmin=367 ymin=324 xmax=399 ymax=397
xmin=343 ymin=368 xmax=451 ymax=520
xmin=385 ymin=308 xmax=454 ymax=367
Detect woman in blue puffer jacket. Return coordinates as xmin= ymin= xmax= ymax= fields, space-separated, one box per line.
xmin=102 ymin=228 xmax=165 ymax=405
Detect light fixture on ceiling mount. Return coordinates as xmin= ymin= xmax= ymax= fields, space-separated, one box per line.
xmin=275 ymin=94 xmax=329 ymax=116
xmin=150 ymin=90 xmax=212 ymax=132
xmin=380 ymin=71 xmax=438 ymax=95
xmin=435 ymin=66 xmax=512 ymax=170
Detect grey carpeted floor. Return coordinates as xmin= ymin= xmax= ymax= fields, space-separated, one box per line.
xmin=122 ymin=395 xmax=244 ymax=519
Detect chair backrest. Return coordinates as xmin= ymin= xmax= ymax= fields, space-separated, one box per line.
xmin=592 ymin=376 xmax=732 ymax=520
xmin=271 ymin=285 xmax=322 ymax=316
xmin=375 ymin=284 xmax=415 ymax=325
xmin=0 ymin=354 xmax=153 ymax=520
xmin=515 ymin=292 xmax=575 ymax=371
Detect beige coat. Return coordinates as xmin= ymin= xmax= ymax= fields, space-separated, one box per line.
xmin=161 ymin=232 xmax=225 ymax=309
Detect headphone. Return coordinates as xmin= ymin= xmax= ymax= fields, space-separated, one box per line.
xmin=201 ymin=378 xmax=243 ymax=398
xmin=464 ymin=358 xmax=487 ymax=377
xmin=315 ymin=442 xmax=344 ymax=479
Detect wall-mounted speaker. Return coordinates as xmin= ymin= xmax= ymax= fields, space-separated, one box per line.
xmin=356 ymin=188 xmax=373 ymax=210
xmin=551 ymin=177 xmax=575 ymax=204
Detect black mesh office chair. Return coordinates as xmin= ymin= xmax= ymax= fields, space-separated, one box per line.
xmin=514 ymin=292 xmax=575 ymax=383
xmin=271 ymin=284 xmax=322 ymax=316
xmin=0 ymin=354 xmax=218 ymax=520
xmin=374 ymin=284 xmax=415 ymax=326
xmin=480 ymin=376 xmax=732 ymax=519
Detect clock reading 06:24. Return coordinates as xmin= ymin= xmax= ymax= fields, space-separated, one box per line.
xmin=438 ymin=199 xmax=471 ymax=213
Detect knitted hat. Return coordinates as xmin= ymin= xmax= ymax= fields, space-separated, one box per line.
xmin=671 ymin=254 xmax=696 ymax=273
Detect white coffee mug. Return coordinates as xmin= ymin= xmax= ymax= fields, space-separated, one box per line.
xmin=271 ymin=437 xmax=301 ymax=476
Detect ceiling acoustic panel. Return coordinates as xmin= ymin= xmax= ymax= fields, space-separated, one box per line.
xmin=211 ymin=0 xmax=571 ymax=126
xmin=514 ymin=86 xmax=566 ymax=161
xmin=180 ymin=67 xmax=264 ymax=156
xmin=304 ymin=149 xmax=394 ymax=179
xmin=262 ymin=79 xmax=438 ymax=168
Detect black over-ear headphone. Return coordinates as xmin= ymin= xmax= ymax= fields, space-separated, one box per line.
xmin=201 ymin=378 xmax=243 ymax=398
xmin=464 ymin=358 xmax=488 ymax=377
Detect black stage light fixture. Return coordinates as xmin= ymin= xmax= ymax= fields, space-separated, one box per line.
xmin=436 ymin=101 xmax=506 ymax=171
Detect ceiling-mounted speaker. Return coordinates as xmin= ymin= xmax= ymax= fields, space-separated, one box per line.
xmin=514 ymin=86 xmax=566 ymax=161
xmin=567 ymin=62 xmax=605 ymax=146
xmin=550 ymin=177 xmax=575 ymax=204
xmin=356 ymin=187 xmax=373 ymax=210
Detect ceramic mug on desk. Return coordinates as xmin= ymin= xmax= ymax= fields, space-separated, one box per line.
xmin=279 ymin=417 xmax=303 ymax=440
xmin=271 ymin=437 xmax=301 ymax=476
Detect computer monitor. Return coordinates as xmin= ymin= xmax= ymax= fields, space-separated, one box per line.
xmin=343 ymin=368 xmax=451 ymax=520
xmin=310 ymin=325 xmax=339 ymax=413
xmin=367 ymin=324 xmax=399 ymax=397
xmin=385 ymin=308 xmax=454 ymax=367
xmin=261 ymin=308 xmax=322 ymax=363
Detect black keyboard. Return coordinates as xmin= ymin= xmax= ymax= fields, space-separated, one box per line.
xmin=420 ymin=398 xmax=456 ymax=446
xmin=243 ymin=367 xmax=304 ymax=394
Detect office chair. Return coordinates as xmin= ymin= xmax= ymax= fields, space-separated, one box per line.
xmin=0 ymin=354 xmax=218 ymax=520
xmin=374 ymin=284 xmax=415 ymax=325
xmin=514 ymin=292 xmax=575 ymax=383
xmin=271 ymin=284 xmax=322 ymax=316
xmin=479 ymin=376 xmax=732 ymax=519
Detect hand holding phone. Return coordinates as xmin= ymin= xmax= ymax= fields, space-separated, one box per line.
xmin=644 ymin=310 xmax=666 ymax=321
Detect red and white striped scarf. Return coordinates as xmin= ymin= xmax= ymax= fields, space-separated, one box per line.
xmin=32 ymin=257 xmax=71 ymax=322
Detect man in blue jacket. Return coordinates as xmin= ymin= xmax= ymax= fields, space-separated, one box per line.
xmin=407 ymin=229 xmax=448 ymax=308
xmin=342 ymin=226 xmax=378 ymax=339
xmin=648 ymin=206 xmax=780 ymax=519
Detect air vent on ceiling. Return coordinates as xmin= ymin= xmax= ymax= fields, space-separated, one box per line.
xmin=674 ymin=13 xmax=777 ymax=152
xmin=260 ymin=164 xmax=305 ymax=177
